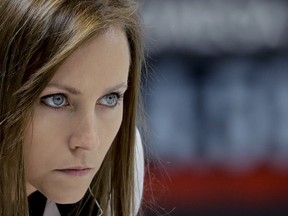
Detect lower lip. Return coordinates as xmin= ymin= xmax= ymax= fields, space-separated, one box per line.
xmin=56 ymin=168 xmax=92 ymax=176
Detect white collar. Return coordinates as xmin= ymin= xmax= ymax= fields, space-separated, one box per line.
xmin=43 ymin=200 xmax=61 ymax=216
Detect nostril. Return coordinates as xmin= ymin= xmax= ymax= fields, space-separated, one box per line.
xmin=68 ymin=129 xmax=99 ymax=150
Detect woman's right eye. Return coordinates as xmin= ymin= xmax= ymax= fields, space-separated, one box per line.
xmin=40 ymin=94 xmax=69 ymax=109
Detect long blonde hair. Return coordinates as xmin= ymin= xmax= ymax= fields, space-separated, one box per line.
xmin=0 ymin=0 xmax=144 ymax=215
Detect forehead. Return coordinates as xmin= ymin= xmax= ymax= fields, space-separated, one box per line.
xmin=74 ymin=26 xmax=130 ymax=60
xmin=48 ymin=26 xmax=130 ymax=93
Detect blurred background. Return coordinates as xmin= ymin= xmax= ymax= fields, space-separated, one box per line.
xmin=139 ymin=0 xmax=288 ymax=215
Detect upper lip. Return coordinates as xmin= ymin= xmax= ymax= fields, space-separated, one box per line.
xmin=56 ymin=167 xmax=92 ymax=170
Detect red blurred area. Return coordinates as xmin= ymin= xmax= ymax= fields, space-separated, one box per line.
xmin=143 ymin=163 xmax=288 ymax=213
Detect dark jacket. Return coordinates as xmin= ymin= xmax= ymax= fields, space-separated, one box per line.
xmin=28 ymin=190 xmax=99 ymax=216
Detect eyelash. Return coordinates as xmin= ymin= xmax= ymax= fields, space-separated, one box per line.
xmin=96 ymin=92 xmax=124 ymax=108
xmin=40 ymin=93 xmax=69 ymax=111
xmin=40 ymin=92 xmax=124 ymax=111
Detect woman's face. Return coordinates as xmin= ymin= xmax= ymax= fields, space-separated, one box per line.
xmin=24 ymin=27 xmax=130 ymax=204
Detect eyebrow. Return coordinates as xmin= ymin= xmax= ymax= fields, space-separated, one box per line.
xmin=103 ymin=82 xmax=128 ymax=94
xmin=46 ymin=83 xmax=81 ymax=95
xmin=46 ymin=82 xmax=128 ymax=95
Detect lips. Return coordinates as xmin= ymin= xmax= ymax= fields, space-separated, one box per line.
xmin=55 ymin=167 xmax=92 ymax=176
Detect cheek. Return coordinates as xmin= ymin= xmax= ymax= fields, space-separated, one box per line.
xmin=98 ymin=107 xmax=123 ymax=151
xmin=23 ymin=123 xmax=43 ymax=178
xmin=23 ymin=121 xmax=42 ymax=187
xmin=23 ymin=112 xmax=67 ymax=176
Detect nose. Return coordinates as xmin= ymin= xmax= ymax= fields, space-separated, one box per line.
xmin=68 ymin=114 xmax=99 ymax=151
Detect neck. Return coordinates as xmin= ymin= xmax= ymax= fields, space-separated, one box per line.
xmin=26 ymin=182 xmax=37 ymax=196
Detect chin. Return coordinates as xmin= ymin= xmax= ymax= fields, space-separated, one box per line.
xmin=42 ymin=187 xmax=88 ymax=204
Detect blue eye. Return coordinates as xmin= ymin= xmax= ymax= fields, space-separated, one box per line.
xmin=98 ymin=93 xmax=122 ymax=107
xmin=41 ymin=94 xmax=69 ymax=108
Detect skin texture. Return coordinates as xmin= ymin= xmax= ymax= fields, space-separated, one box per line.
xmin=23 ymin=26 xmax=130 ymax=204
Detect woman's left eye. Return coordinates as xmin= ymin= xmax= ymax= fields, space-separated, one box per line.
xmin=40 ymin=94 xmax=69 ymax=108
xmin=98 ymin=93 xmax=122 ymax=107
